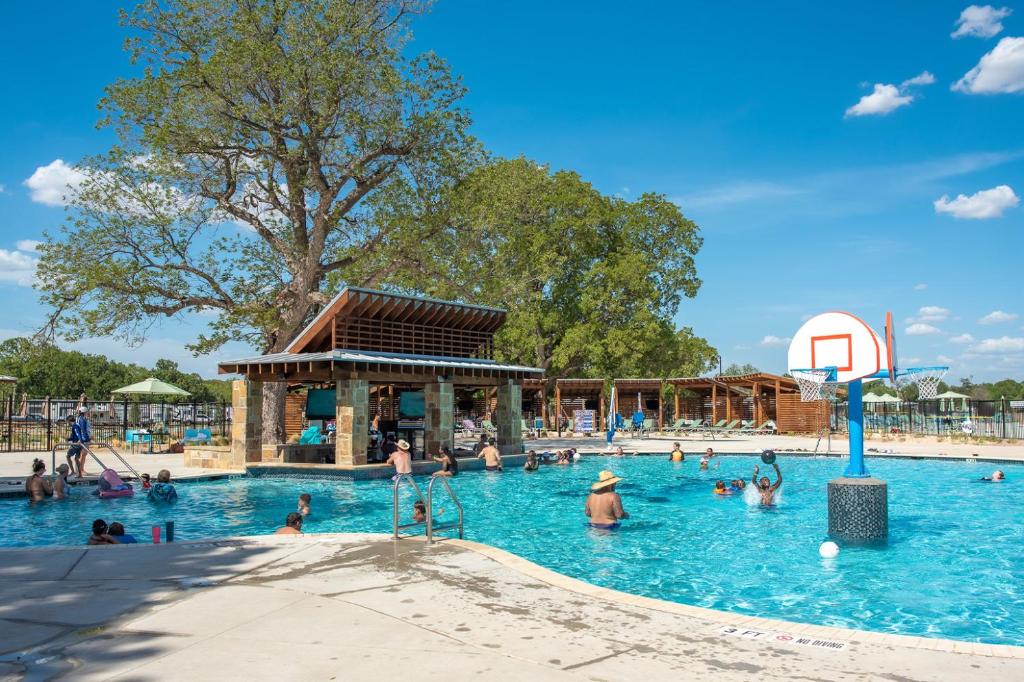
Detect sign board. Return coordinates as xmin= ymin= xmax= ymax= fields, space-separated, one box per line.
xmin=718 ymin=626 xmax=848 ymax=651
xmin=1010 ymin=401 xmax=1024 ymax=409
xmin=573 ymin=409 xmax=595 ymax=433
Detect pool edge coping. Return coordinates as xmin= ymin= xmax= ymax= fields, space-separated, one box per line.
xmin=2 ymin=531 xmax=1020 ymax=660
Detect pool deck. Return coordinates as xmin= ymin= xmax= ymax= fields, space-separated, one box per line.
xmin=0 ymin=533 xmax=1020 ymax=681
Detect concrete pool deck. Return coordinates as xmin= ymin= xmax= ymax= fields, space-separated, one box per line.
xmin=0 ymin=534 xmax=1021 ymax=681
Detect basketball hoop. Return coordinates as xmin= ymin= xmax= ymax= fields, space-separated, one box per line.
xmin=792 ymin=368 xmax=839 ymax=402
xmin=894 ymin=366 xmax=948 ymax=400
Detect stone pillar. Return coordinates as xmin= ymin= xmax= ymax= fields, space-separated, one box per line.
xmin=494 ymin=380 xmax=523 ymax=455
xmin=231 ymin=379 xmax=263 ymax=463
xmin=424 ymin=378 xmax=454 ymax=456
xmin=335 ymin=379 xmax=369 ymax=466
xmin=828 ymin=477 xmax=888 ymax=543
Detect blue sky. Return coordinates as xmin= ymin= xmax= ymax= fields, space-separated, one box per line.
xmin=1 ymin=2 xmax=1022 ymax=381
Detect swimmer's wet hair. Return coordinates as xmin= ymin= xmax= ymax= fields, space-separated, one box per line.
xmin=32 ymin=458 xmax=45 ymax=473
xmin=285 ymin=512 xmax=303 ymax=528
xmin=299 ymin=493 xmax=311 ymax=503
xmin=92 ymin=519 xmax=108 ymax=535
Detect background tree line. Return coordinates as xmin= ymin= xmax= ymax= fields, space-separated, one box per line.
xmin=0 ymin=338 xmax=232 ymax=402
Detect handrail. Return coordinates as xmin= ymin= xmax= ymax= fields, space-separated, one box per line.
xmin=51 ymin=441 xmax=141 ymax=481
xmin=426 ymin=476 xmax=464 ymax=543
xmin=392 ymin=473 xmax=425 ymax=539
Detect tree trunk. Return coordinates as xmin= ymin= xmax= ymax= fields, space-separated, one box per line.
xmin=262 ymin=382 xmax=288 ymax=445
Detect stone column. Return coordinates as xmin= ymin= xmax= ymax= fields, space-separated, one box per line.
xmin=494 ymin=380 xmax=523 ymax=455
xmin=335 ymin=379 xmax=369 ymax=466
xmin=231 ymin=379 xmax=263 ymax=463
xmin=424 ymin=378 xmax=454 ymax=456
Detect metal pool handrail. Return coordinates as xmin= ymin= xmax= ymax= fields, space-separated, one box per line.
xmin=392 ymin=473 xmax=425 ymax=539
xmin=426 ymin=476 xmax=464 ymax=544
xmin=51 ymin=441 xmax=141 ymax=480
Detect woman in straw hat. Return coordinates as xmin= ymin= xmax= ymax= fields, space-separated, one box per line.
xmin=585 ymin=470 xmax=629 ymax=529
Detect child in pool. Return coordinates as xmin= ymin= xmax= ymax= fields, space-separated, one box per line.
xmin=298 ymin=493 xmax=312 ymax=516
xmin=413 ymin=500 xmax=426 ymax=523
xmin=713 ymin=480 xmax=732 ymax=495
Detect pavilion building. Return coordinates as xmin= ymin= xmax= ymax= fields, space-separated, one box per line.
xmin=218 ymin=288 xmax=543 ymax=468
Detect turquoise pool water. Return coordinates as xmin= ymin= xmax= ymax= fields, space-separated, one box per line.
xmin=4 ymin=455 xmax=1022 ymax=645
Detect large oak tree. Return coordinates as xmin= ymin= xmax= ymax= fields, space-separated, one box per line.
xmin=36 ymin=0 xmax=477 ymax=441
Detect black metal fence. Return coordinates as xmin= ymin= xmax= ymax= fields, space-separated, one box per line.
xmin=1 ymin=396 xmax=232 ymax=452
xmin=831 ymin=399 xmax=1024 ymax=440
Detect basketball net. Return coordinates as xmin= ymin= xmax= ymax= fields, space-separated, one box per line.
xmin=792 ymin=369 xmax=838 ymax=402
xmin=894 ymin=367 xmax=948 ymax=400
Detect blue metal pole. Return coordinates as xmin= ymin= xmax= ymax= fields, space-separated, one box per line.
xmin=844 ymin=378 xmax=869 ymax=477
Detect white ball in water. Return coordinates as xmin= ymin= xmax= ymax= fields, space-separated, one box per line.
xmin=819 ymin=541 xmax=840 ymax=559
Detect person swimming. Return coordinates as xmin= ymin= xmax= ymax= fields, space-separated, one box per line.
xmin=729 ymin=479 xmax=746 ymax=492
xmin=752 ymin=462 xmax=782 ymax=505
xmin=713 ymin=480 xmax=732 ymax=496
xmin=981 ymin=470 xmax=1005 ymax=482
xmin=669 ymin=443 xmax=684 ymax=462
xmin=524 ymin=450 xmax=539 ymax=471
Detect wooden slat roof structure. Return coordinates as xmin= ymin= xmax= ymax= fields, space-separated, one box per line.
xmin=286 ymin=287 xmax=508 ymax=354
xmin=667 ymin=373 xmax=800 ymax=392
xmin=218 ymin=349 xmax=542 ymax=382
xmin=555 ymin=378 xmax=606 ymax=391
xmin=614 ymin=378 xmax=664 ymax=390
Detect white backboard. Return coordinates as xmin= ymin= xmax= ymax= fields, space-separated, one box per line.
xmin=787 ymin=311 xmax=887 ymax=384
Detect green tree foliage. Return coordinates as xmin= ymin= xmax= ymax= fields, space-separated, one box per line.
xmin=722 ymin=363 xmax=759 ymax=376
xmin=378 ymin=157 xmax=717 ymax=381
xmin=0 ymin=338 xmax=230 ymax=402
xmin=34 ymin=0 xmax=476 ymax=441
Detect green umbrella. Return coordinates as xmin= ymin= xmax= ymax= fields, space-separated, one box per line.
xmin=112 ymin=377 xmax=191 ymax=397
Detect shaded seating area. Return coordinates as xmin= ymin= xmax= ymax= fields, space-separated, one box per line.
xmin=554 ymin=379 xmax=606 ymax=436
xmin=218 ymin=287 xmax=544 ymax=467
xmin=667 ymin=373 xmax=822 ymax=435
xmin=614 ymin=378 xmax=665 ymax=435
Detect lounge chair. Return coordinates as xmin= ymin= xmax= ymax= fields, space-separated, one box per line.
xmin=642 ymin=418 xmax=656 ymax=437
xmin=706 ymin=419 xmax=741 ymax=439
xmin=480 ymin=419 xmax=497 ymax=436
xmin=458 ymin=419 xmax=477 ymax=438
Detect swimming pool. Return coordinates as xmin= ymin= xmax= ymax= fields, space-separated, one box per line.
xmin=4 ymin=454 xmax=1022 ymax=645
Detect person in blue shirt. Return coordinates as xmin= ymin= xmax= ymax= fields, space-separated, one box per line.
xmin=66 ymin=406 xmax=93 ymax=478
xmin=108 ymin=522 xmax=138 ymax=544
xmin=147 ymin=469 xmax=178 ymax=503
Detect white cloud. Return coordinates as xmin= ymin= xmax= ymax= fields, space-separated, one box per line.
xmin=901 ymin=71 xmax=936 ymax=87
xmin=760 ymin=335 xmax=792 ymax=347
xmin=979 ymin=310 xmax=1019 ymax=324
xmin=15 ymin=239 xmax=41 ymax=253
xmin=934 ymin=184 xmax=1019 ymax=218
xmin=915 ymin=305 xmax=951 ymax=322
xmin=937 ymin=354 xmax=955 ymax=364
xmin=950 ymin=333 xmax=976 ymax=343
xmin=970 ymin=336 xmax=1024 ymax=353
xmin=23 ymin=159 xmax=87 ymax=206
xmin=953 ymin=36 xmax=1024 ymax=93
xmin=952 ymin=5 xmax=1013 ymax=39
xmin=674 ymin=181 xmax=804 ymax=210
xmin=0 ymin=249 xmax=39 ymax=287
xmin=905 ymin=323 xmax=942 ymax=335
xmin=845 ymin=72 xmax=935 ymax=117
xmin=914 ymin=283 xmax=928 ymax=290
xmin=846 ymin=84 xmax=913 ymax=117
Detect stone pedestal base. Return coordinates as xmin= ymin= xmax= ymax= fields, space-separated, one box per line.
xmin=828 ymin=477 xmax=888 ymax=542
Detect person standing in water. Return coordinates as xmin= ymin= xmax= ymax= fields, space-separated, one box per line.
xmin=669 ymin=443 xmax=684 ymax=462
xmin=585 ymin=471 xmax=629 ymax=529
xmin=477 ymin=438 xmax=503 ymax=472
xmin=25 ymin=459 xmax=53 ymax=502
xmin=752 ymin=462 xmax=782 ymax=505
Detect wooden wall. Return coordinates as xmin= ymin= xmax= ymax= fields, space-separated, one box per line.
xmin=775 ymin=394 xmax=828 ymax=432
xmin=284 ymin=392 xmax=306 ymax=441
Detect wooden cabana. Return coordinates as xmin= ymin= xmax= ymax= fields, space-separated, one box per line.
xmin=614 ymin=378 xmax=665 ymax=429
xmin=554 ymin=378 xmax=605 ymax=435
xmin=219 ymin=287 xmax=544 ymax=467
xmin=667 ymin=373 xmax=826 ymax=432
xmin=521 ymin=378 xmax=548 ymax=428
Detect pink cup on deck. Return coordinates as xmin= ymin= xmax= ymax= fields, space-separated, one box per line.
xmin=151 ymin=526 xmax=161 ymax=544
